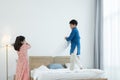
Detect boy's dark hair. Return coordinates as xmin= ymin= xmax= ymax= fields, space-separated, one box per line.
xmin=69 ymin=19 xmax=78 ymax=26
xmin=13 ymin=36 xmax=25 ymax=51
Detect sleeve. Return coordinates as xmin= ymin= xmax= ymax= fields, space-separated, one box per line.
xmin=23 ymin=43 xmax=31 ymax=49
xmin=26 ymin=43 xmax=31 ymax=49
xmin=66 ymin=29 xmax=76 ymax=41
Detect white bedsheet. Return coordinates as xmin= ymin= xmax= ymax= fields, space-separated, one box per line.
xmin=31 ymin=66 xmax=106 ymax=80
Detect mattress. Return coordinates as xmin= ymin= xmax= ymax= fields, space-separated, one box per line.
xmin=31 ymin=65 xmax=106 ymax=80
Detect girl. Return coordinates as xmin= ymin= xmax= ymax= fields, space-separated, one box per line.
xmin=13 ymin=36 xmax=31 ymax=80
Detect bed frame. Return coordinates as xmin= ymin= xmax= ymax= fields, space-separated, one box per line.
xmin=29 ymin=56 xmax=107 ymax=80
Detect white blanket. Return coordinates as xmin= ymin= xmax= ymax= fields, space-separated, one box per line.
xmin=31 ymin=65 xmax=106 ymax=80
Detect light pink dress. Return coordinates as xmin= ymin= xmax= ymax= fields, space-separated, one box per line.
xmin=15 ymin=43 xmax=30 ymax=80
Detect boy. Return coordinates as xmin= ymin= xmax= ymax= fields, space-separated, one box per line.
xmin=65 ymin=19 xmax=82 ymax=70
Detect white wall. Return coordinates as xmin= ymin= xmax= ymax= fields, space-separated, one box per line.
xmin=0 ymin=0 xmax=95 ymax=80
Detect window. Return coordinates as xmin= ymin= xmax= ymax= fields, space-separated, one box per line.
xmin=103 ymin=0 xmax=120 ymax=80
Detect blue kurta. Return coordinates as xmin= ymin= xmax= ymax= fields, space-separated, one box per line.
xmin=66 ymin=27 xmax=80 ymax=55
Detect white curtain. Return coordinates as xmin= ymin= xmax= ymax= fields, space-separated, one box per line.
xmin=103 ymin=0 xmax=120 ymax=80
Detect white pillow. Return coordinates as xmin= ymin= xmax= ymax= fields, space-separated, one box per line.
xmin=65 ymin=63 xmax=80 ymax=70
xmin=37 ymin=65 xmax=49 ymax=71
xmin=31 ymin=65 xmax=49 ymax=80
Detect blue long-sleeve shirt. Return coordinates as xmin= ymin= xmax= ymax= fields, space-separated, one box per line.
xmin=66 ymin=27 xmax=80 ymax=55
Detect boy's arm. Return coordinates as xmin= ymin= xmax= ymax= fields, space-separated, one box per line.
xmin=66 ymin=30 xmax=76 ymax=41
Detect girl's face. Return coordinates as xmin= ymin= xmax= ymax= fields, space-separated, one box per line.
xmin=21 ymin=40 xmax=26 ymax=44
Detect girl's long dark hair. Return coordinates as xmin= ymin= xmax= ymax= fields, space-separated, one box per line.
xmin=13 ymin=36 xmax=25 ymax=51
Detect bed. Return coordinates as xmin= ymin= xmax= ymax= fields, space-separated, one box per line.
xmin=29 ymin=56 xmax=107 ymax=80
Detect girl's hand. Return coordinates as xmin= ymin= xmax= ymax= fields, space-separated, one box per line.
xmin=26 ymin=43 xmax=30 ymax=46
xmin=25 ymin=42 xmax=31 ymax=49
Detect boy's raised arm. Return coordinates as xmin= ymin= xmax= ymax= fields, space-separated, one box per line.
xmin=66 ymin=30 xmax=76 ymax=41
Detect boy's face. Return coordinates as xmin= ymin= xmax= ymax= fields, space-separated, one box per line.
xmin=70 ymin=24 xmax=76 ymax=29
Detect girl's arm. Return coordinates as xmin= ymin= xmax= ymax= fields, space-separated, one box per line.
xmin=22 ymin=41 xmax=31 ymax=49
xmin=26 ymin=43 xmax=31 ymax=49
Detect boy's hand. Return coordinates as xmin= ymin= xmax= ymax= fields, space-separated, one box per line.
xmin=65 ymin=37 xmax=67 ymax=39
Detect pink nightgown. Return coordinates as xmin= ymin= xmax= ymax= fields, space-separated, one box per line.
xmin=15 ymin=43 xmax=31 ymax=80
